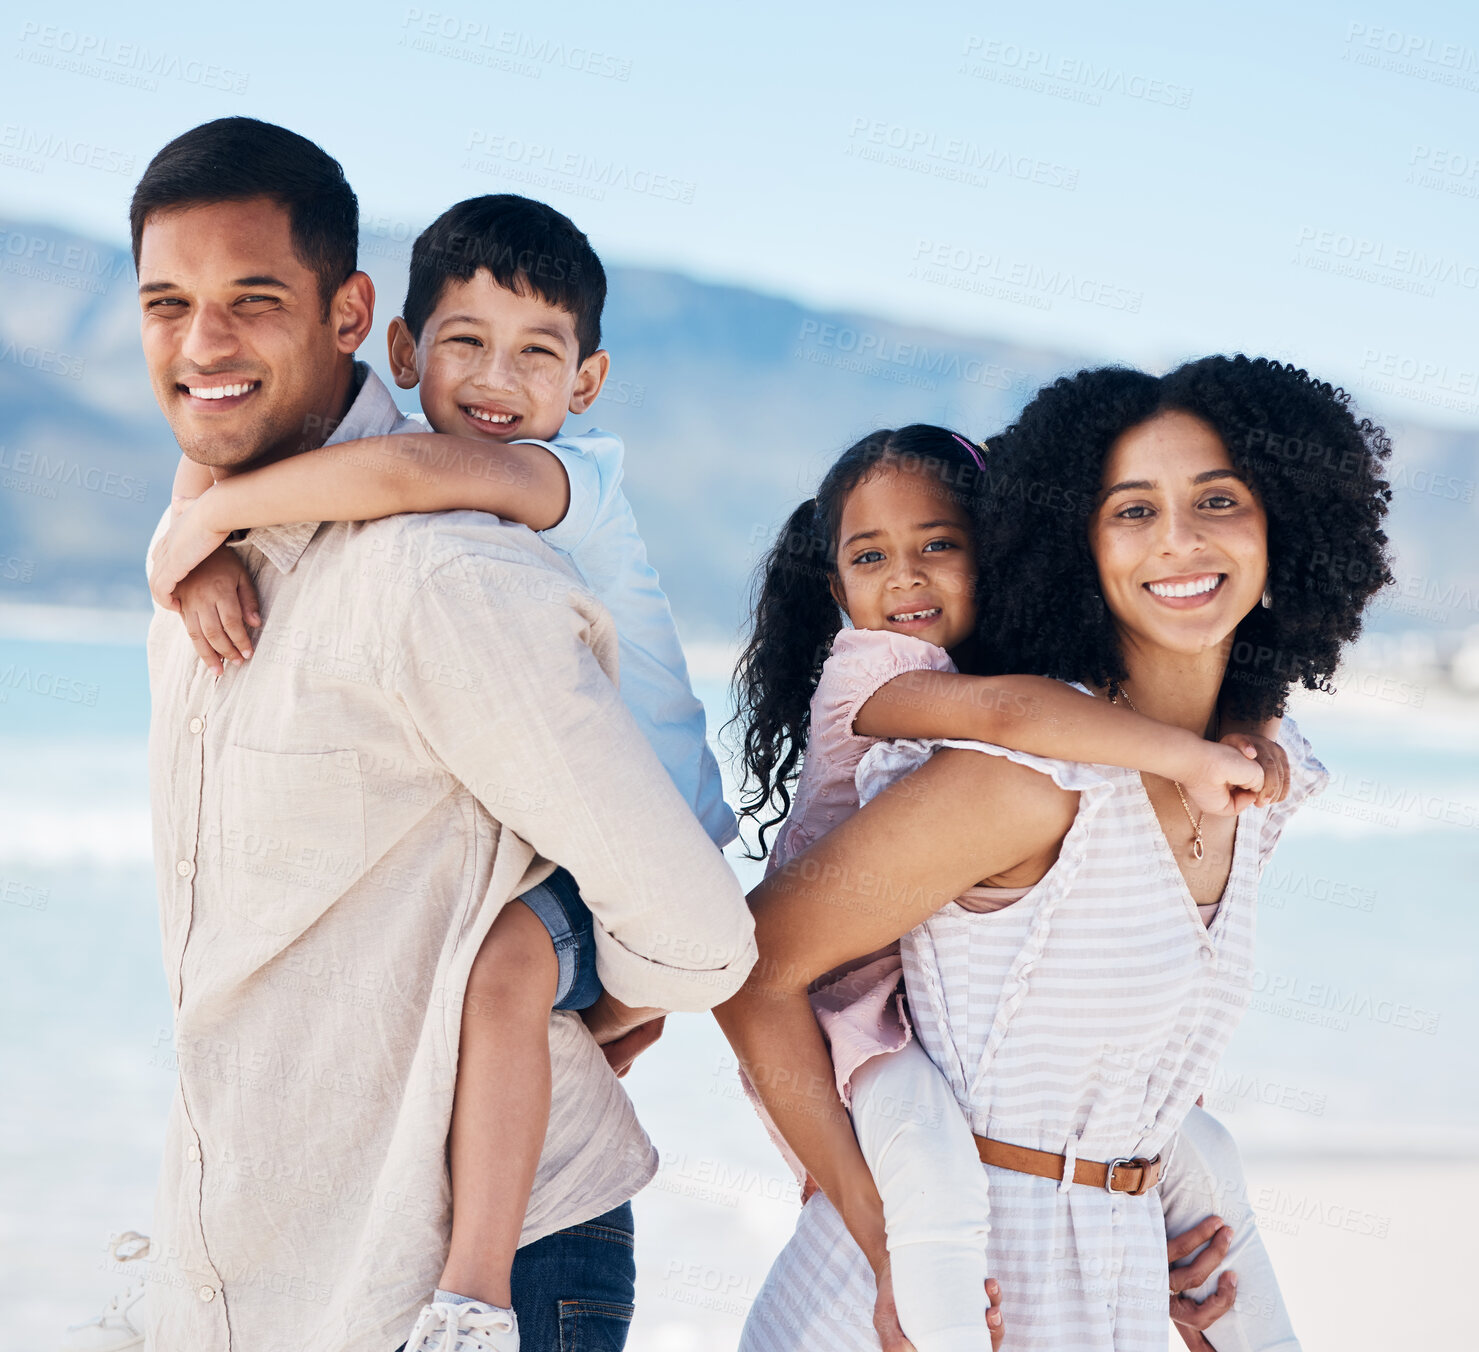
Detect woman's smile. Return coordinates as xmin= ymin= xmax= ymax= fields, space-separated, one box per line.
xmin=1142 ymin=571 xmax=1226 ymax=607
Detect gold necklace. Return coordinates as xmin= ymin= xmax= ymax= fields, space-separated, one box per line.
xmin=1113 ymin=686 xmax=1205 ymax=862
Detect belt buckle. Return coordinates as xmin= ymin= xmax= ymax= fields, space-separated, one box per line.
xmin=1106 ymin=1155 xmax=1160 ymax=1196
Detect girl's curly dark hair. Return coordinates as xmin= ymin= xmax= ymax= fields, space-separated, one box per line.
xmin=730 ymin=425 xmax=990 ymax=857
xmin=974 ymin=355 xmax=1395 ymax=721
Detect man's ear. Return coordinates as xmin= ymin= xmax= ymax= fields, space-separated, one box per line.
xmin=331 ymin=271 xmax=375 ymax=354
xmin=387 ymin=318 xmax=421 ymax=389
xmin=568 ymin=349 xmax=610 ymax=414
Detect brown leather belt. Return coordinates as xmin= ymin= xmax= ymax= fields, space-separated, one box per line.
xmin=974 ymin=1135 xmax=1161 ymax=1196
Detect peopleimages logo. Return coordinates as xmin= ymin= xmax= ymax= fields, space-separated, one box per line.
xmin=0 ymin=123 xmax=135 ymax=176
xmin=16 ymin=22 xmax=250 ymax=93
xmin=1294 ymin=226 xmax=1479 ymax=294
xmin=959 ymin=35 xmax=1194 ymax=109
xmin=0 ymin=446 xmax=144 ymax=498
xmin=845 ymin=119 xmax=1079 ymax=191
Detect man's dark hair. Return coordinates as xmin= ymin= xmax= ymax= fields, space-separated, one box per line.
xmin=130 ymin=117 xmax=358 ymax=318
xmin=403 ymin=195 xmax=606 ymax=359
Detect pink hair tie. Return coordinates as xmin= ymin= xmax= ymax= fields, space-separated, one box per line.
xmin=951 ymin=433 xmax=988 ymax=472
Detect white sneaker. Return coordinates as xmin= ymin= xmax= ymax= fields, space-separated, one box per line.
xmin=59 ymin=1232 xmax=151 ymax=1352
xmin=404 ymin=1299 xmax=519 ymax=1352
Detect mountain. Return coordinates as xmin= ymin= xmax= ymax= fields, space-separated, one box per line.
xmin=1 ymin=217 xmax=1475 ymax=644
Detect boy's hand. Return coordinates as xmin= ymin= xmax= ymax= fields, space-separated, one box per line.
xmin=151 ymin=495 xmax=236 ymax=612
xmin=1178 ymin=740 xmax=1265 ymax=817
xmin=1218 ymin=732 xmax=1289 ymax=807
xmin=173 ymin=547 xmax=261 ymax=675
xmin=580 ymin=990 xmax=667 ymax=1077
xmin=598 ymin=1017 xmax=665 ymax=1078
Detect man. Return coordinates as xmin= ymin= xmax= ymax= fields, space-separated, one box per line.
xmin=128 ymin=116 xmax=756 ymax=1351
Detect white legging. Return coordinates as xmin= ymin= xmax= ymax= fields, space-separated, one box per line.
xmin=851 ymin=1042 xmax=991 ymax=1352
xmin=850 ymin=1046 xmax=1299 ymax=1352
xmin=1162 ymin=1106 xmax=1300 ymax=1352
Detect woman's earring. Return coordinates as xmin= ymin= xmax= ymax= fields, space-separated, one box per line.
xmin=1261 ymin=587 xmax=1273 ymax=609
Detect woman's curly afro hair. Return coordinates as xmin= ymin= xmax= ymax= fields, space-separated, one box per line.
xmin=974 ymin=355 xmax=1395 ymax=722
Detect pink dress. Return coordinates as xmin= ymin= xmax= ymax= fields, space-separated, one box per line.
xmin=768 ymin=628 xmax=960 ymax=1105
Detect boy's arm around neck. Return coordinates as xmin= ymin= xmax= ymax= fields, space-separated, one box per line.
xmin=195 ymin=432 xmax=572 ymax=536
xmin=172 ymin=456 xmax=215 ymax=511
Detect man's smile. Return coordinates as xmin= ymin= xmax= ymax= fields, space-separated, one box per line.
xmin=177 ymin=377 xmax=263 ymax=411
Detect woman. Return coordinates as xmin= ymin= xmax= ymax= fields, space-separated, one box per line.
xmin=716 ymin=356 xmax=1393 ymax=1351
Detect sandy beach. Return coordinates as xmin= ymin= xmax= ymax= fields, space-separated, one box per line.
xmin=1233 ymin=1155 xmax=1476 ymax=1352
xmin=620 ymin=1014 xmax=1478 ymax=1352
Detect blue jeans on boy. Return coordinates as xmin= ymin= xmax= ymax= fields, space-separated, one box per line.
xmin=517 ymin=865 xmax=602 ymax=1011
xmin=394 ymin=1202 xmax=636 ymax=1350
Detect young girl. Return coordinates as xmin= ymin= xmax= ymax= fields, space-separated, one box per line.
xmin=725 ymin=422 xmax=1311 ymax=1352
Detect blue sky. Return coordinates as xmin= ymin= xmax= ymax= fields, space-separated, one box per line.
xmin=6 ymin=0 xmax=1479 ymax=428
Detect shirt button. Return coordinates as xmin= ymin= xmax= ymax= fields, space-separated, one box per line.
xmin=188 ymin=716 xmax=205 ymax=734
xmin=176 ymin=860 xmax=194 ymax=879
xmin=187 ymin=1143 xmax=200 ymax=1162
xmin=198 ymin=1285 xmax=216 ymax=1302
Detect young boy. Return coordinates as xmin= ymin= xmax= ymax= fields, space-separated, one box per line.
xmin=150 ymin=194 xmax=738 ymax=1352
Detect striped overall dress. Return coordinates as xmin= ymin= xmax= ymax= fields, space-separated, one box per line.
xmin=740 ymin=712 xmax=1326 ymax=1352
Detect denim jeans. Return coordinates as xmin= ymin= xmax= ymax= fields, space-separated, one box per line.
xmin=517 ymin=865 xmax=603 ymax=1012
xmin=394 ymin=1201 xmax=635 ymax=1350
xmin=511 ymin=1201 xmax=636 ymax=1349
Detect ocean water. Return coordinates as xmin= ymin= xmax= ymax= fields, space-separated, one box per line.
xmin=2 ymin=632 xmax=1476 ymax=1350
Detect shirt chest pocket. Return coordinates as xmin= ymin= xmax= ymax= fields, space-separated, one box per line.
xmin=216 ymin=745 xmax=367 ymax=937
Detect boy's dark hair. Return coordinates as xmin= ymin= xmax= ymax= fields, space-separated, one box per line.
xmin=729 ymin=425 xmax=991 ymax=857
xmin=975 ymin=355 xmax=1394 ymax=722
xmin=130 ymin=117 xmax=358 ymax=318
xmin=402 ymin=195 xmax=607 ymax=359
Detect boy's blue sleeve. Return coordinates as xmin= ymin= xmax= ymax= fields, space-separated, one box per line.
xmin=536 ymin=440 xmax=606 ymax=555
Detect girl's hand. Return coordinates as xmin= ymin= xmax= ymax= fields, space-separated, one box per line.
xmin=1178 ymin=740 xmax=1266 ymax=817
xmin=173 ymin=548 xmax=261 ymax=675
xmin=151 ymin=496 xmax=235 ymax=611
xmin=1218 ymin=732 xmax=1289 ymax=807
xmin=871 ymin=1264 xmax=1004 ymax=1351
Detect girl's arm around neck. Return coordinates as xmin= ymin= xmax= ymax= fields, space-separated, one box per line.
xmin=714 ymin=746 xmax=1075 ymax=1273
xmin=856 ymin=671 xmax=1250 ymax=792
xmin=195 ymin=433 xmax=572 ymax=537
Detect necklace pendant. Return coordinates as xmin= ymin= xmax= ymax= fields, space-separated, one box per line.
xmin=1192 ymin=836 xmax=1204 ymax=862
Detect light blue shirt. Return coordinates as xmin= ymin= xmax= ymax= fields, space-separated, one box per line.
xmin=522 ymin=427 xmax=737 ymax=848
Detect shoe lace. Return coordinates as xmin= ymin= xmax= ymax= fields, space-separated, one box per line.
xmin=100 ymin=1231 xmax=152 ymax=1316
xmin=109 ymin=1231 xmax=152 ymax=1265
xmin=406 ymin=1301 xmax=515 ymax=1352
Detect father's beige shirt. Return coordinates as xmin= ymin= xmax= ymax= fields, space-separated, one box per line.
xmin=144 ymin=366 xmax=755 ymax=1351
